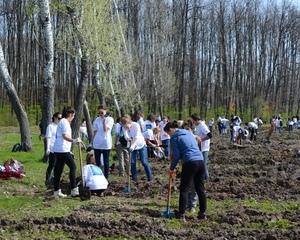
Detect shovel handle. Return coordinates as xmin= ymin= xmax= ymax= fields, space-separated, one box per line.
xmin=166 ymin=174 xmax=173 ymax=211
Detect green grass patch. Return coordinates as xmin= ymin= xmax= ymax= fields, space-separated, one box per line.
xmin=0 ymin=195 xmax=91 ymax=221
xmin=242 ymin=198 xmax=300 ymax=214
xmin=0 ymin=227 xmax=72 ymax=240
xmin=246 ymin=218 xmax=295 ymax=230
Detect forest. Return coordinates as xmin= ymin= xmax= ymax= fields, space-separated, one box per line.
xmin=1 ymin=0 xmax=300 ymax=149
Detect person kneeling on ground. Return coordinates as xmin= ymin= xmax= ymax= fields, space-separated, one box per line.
xmin=164 ymin=121 xmax=207 ymax=222
xmin=83 ymin=151 xmax=108 ymax=196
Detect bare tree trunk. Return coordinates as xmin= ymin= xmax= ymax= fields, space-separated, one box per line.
xmin=0 ymin=42 xmax=32 ymax=151
xmin=38 ymin=0 xmax=55 ymax=154
xmin=67 ymin=8 xmax=90 ymax=139
xmin=83 ymin=100 xmax=93 ymax=144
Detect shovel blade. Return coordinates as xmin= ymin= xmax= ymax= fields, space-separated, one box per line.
xmin=161 ymin=209 xmax=175 ymax=218
xmin=123 ymin=185 xmax=131 ymax=193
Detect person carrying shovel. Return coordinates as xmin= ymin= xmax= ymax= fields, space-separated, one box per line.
xmin=164 ymin=121 xmax=207 ymax=222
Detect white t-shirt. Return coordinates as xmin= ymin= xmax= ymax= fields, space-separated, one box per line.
xmin=83 ymin=164 xmax=108 ymax=190
xmin=126 ymin=122 xmax=146 ymax=150
xmin=143 ymin=120 xmax=156 ymax=131
xmin=92 ymin=116 xmax=114 ymax=150
xmin=45 ymin=122 xmax=58 ymax=153
xmin=248 ymin=122 xmax=258 ymax=129
xmin=233 ymin=125 xmax=241 ymax=140
xmin=195 ymin=121 xmax=211 ymax=152
xmin=288 ymin=120 xmax=294 ymax=126
xmin=159 ymin=121 xmax=170 ymax=141
xmin=53 ymin=118 xmax=72 ymax=153
xmin=143 ymin=129 xmax=154 ymax=140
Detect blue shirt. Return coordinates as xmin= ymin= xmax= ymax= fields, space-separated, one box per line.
xmin=170 ymin=129 xmax=203 ymax=170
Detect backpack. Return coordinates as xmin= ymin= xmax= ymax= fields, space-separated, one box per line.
xmin=11 ymin=143 xmax=22 ymax=152
xmin=119 ymin=126 xmax=128 ymax=148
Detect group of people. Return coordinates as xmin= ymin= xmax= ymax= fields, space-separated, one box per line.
xmin=44 ymin=107 xmax=214 ymax=222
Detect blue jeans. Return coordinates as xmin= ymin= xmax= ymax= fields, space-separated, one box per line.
xmin=202 ymin=151 xmax=209 ymax=180
xmin=130 ymin=146 xmax=152 ymax=182
xmin=162 ymin=139 xmax=170 ymax=158
xmin=94 ymin=149 xmax=110 ymax=179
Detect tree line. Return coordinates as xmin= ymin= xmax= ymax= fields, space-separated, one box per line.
xmin=0 ymin=0 xmax=300 ymax=150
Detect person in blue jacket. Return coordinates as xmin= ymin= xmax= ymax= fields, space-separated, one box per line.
xmin=164 ymin=121 xmax=207 ymax=221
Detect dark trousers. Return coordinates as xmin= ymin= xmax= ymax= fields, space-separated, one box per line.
xmin=179 ymin=160 xmax=206 ymax=215
xmin=94 ymin=149 xmax=110 ymax=179
xmin=249 ymin=128 xmax=257 ymax=141
xmin=53 ymin=152 xmax=77 ymax=191
xmin=46 ymin=152 xmax=56 ymax=183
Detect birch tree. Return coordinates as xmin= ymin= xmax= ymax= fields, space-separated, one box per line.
xmin=38 ymin=0 xmax=55 ymax=153
xmin=0 ymin=42 xmax=32 ymax=151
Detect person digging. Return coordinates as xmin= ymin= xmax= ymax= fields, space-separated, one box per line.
xmin=164 ymin=121 xmax=207 ymax=222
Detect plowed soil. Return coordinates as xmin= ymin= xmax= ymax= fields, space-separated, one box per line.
xmin=1 ymin=128 xmax=300 ymax=239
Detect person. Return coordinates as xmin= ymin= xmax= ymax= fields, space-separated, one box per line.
xmin=92 ymin=106 xmax=114 ymax=179
xmin=45 ymin=112 xmax=62 ymax=187
xmin=79 ymin=119 xmax=88 ymax=141
xmin=121 ymin=115 xmax=153 ymax=183
xmin=208 ymin=118 xmax=214 ymax=133
xmin=83 ymin=150 xmax=108 ymax=195
xmin=143 ymin=114 xmax=157 ymax=131
xmin=288 ymin=118 xmax=294 ymax=132
xmin=159 ymin=116 xmax=171 ymax=159
xmin=190 ymin=114 xmax=212 ymax=180
xmin=217 ymin=115 xmax=223 ymax=135
xmin=164 ymin=121 xmax=207 ymax=221
xmin=246 ymin=121 xmax=258 ymax=141
xmin=143 ymin=127 xmax=156 ymax=158
xmin=53 ymin=107 xmax=81 ymax=198
xmin=188 ymin=114 xmax=212 ymax=212
xmin=114 ymin=117 xmax=130 ymax=176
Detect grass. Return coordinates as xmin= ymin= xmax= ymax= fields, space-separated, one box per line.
xmin=242 ymin=198 xmax=300 ymax=214
xmin=1 ymin=227 xmax=72 ymax=240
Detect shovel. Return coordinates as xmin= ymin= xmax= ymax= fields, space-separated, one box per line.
xmin=162 ymin=172 xmax=175 ymax=218
xmin=78 ymin=142 xmax=91 ymax=201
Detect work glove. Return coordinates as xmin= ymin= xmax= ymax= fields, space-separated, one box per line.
xmin=72 ymin=138 xmax=82 ymax=144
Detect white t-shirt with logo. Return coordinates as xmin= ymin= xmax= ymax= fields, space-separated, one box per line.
xmin=127 ymin=122 xmax=146 ymax=150
xmin=45 ymin=122 xmax=58 ymax=153
xmin=53 ymin=118 xmax=72 ymax=153
xmin=143 ymin=120 xmax=156 ymax=131
xmin=195 ymin=121 xmax=211 ymax=152
xmin=92 ymin=116 xmax=114 ymax=150
xmin=143 ymin=129 xmax=154 ymax=140
xmin=83 ymin=164 xmax=108 ymax=190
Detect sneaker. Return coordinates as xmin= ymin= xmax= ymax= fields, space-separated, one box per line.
xmin=198 ymin=212 xmax=207 ymax=220
xmin=187 ymin=207 xmax=196 ymax=213
xmin=53 ymin=189 xmax=67 ymax=198
xmin=175 ymin=211 xmax=186 ymax=222
xmin=71 ymin=187 xmax=79 ymax=197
